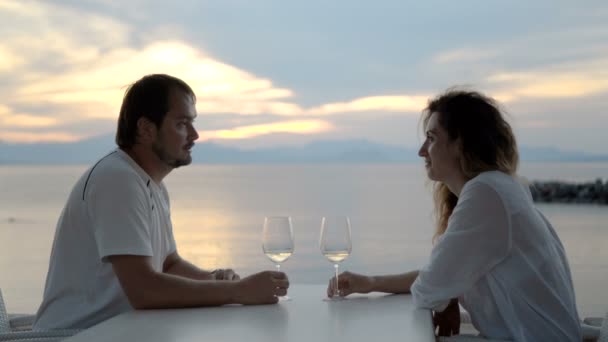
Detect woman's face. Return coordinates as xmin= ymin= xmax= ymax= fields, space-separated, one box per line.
xmin=418 ymin=112 xmax=463 ymax=183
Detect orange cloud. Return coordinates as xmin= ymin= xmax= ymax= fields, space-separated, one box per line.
xmin=0 ymin=131 xmax=82 ymax=143
xmin=488 ymin=67 xmax=608 ymax=100
xmin=0 ymin=105 xmax=57 ymax=127
xmin=0 ymin=46 xmax=24 ymax=71
xmin=308 ymin=95 xmax=428 ymax=115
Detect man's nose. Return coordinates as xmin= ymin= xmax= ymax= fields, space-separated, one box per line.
xmin=190 ymin=126 xmax=199 ymax=141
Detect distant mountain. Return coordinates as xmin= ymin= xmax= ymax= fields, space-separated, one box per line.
xmin=1 ymin=135 xmax=607 ymax=164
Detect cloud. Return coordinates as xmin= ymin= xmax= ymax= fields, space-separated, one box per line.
xmin=0 ymin=0 xmax=443 ymax=141
xmin=0 ymin=1 xmax=303 ymax=142
xmin=432 ymin=48 xmax=500 ymax=64
xmin=487 ymin=58 xmax=608 ymax=100
xmin=308 ymin=95 xmax=428 ymax=115
xmin=0 ymin=104 xmax=58 ymax=128
xmin=0 ymin=131 xmax=83 ymax=143
xmin=0 ymin=46 xmax=25 ymax=72
xmin=428 ymin=24 xmax=608 ymax=103
xmin=0 ymin=0 xmax=439 ymax=144
xmin=202 ymin=120 xmax=333 ymax=140
xmin=10 ymin=41 xmax=299 ymax=118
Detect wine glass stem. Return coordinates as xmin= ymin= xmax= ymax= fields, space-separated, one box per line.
xmin=276 ymin=264 xmax=281 ymax=272
xmin=334 ymin=263 xmax=339 ymax=296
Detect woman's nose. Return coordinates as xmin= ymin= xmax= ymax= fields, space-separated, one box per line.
xmin=418 ymin=142 xmax=427 ymax=157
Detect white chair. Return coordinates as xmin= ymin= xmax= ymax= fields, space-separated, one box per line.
xmin=0 ymin=289 xmax=80 ymax=342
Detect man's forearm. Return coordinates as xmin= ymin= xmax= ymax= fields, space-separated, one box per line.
xmin=164 ymin=258 xmax=214 ymax=280
xmin=112 ymin=255 xmax=275 ymax=309
xmin=370 ymin=270 xmax=419 ymax=294
xmin=126 ymin=272 xmax=236 ymax=309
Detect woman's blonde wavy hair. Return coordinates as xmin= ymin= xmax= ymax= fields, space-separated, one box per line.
xmin=421 ymin=88 xmax=519 ymax=243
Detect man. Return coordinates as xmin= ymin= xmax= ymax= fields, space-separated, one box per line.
xmin=34 ymin=74 xmax=289 ymax=330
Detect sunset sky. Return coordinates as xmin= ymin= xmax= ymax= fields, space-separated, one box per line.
xmin=1 ymin=0 xmax=607 ymax=153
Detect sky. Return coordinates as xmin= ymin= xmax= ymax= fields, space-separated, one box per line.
xmin=1 ymin=0 xmax=607 ymax=153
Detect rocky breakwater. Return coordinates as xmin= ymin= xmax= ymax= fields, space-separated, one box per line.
xmin=530 ymin=178 xmax=608 ymax=205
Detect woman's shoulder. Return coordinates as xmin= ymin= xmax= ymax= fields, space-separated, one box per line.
xmin=466 ymin=171 xmax=532 ymax=212
xmin=467 ymin=170 xmax=513 ymax=190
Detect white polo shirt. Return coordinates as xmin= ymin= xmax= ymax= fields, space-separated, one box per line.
xmin=34 ymin=149 xmax=176 ymax=330
xmin=411 ymin=171 xmax=582 ymax=342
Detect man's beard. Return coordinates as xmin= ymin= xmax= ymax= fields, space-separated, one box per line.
xmin=152 ymin=140 xmax=192 ymax=168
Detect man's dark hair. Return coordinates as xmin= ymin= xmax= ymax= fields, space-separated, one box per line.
xmin=116 ymin=74 xmax=195 ymax=148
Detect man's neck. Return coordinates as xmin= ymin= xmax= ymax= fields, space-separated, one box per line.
xmin=122 ymin=146 xmax=172 ymax=184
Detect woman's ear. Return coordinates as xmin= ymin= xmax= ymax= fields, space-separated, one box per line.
xmin=136 ymin=117 xmax=157 ymax=144
xmin=451 ymin=137 xmax=464 ymax=159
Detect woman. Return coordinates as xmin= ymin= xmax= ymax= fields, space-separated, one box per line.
xmin=327 ymin=89 xmax=582 ymax=341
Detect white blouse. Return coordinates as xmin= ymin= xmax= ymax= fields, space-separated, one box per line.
xmin=411 ymin=171 xmax=582 ymax=342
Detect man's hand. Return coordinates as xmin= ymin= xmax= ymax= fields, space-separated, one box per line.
xmin=326 ymin=271 xmax=373 ymax=298
xmin=211 ymin=268 xmax=240 ymax=281
xmin=233 ymin=271 xmax=289 ymax=305
xmin=433 ymin=298 xmax=460 ymax=337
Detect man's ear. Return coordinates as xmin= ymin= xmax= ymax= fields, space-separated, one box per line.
xmin=136 ymin=117 xmax=156 ymax=144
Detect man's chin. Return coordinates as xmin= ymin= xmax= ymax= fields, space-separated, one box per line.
xmin=174 ymin=157 xmax=192 ymax=168
xmin=167 ymin=156 xmax=192 ymax=168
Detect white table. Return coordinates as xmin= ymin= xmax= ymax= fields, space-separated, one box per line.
xmin=65 ymin=284 xmax=435 ymax=342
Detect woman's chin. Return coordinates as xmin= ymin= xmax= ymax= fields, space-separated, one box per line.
xmin=425 ymin=169 xmax=438 ymax=181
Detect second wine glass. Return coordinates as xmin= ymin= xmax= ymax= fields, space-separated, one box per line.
xmin=319 ymin=216 xmax=352 ymax=300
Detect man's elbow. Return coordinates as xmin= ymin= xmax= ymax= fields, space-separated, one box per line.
xmin=116 ymin=273 xmax=163 ymax=310
xmin=122 ymin=285 xmax=159 ymax=310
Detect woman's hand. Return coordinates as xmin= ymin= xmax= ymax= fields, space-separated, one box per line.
xmin=326 ymin=271 xmax=374 ymax=298
xmin=433 ymin=297 xmax=460 ymax=337
xmin=211 ymin=268 xmax=240 ymax=281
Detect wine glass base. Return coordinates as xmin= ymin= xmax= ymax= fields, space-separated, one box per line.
xmin=278 ymin=295 xmax=291 ymax=301
xmin=322 ymin=296 xmax=346 ymax=302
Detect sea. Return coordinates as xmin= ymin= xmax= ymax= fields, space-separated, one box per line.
xmin=1 ymin=162 xmax=607 ymax=318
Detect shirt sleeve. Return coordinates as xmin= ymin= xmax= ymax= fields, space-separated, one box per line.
xmin=411 ymin=181 xmax=511 ymax=311
xmin=86 ymin=170 xmax=154 ymax=262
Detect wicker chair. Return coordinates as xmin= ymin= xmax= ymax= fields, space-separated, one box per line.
xmin=0 ymin=289 xmax=80 ymax=342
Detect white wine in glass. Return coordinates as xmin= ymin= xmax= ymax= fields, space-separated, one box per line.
xmin=262 ymin=216 xmax=294 ymax=300
xmin=320 ymin=216 xmax=352 ymax=300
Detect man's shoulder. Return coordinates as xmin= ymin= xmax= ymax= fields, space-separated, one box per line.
xmin=84 ymin=151 xmax=147 ymax=191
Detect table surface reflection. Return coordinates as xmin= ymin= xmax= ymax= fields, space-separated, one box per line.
xmin=65 ymin=284 xmax=435 ymax=342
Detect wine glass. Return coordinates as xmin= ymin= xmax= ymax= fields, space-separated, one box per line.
xmin=319 ymin=216 xmax=352 ymax=300
xmin=262 ymin=216 xmax=294 ymax=300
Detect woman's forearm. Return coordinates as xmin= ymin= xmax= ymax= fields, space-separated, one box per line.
xmin=369 ymin=270 xmax=419 ymax=294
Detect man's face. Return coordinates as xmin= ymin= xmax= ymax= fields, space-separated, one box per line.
xmin=152 ymin=91 xmax=199 ymax=168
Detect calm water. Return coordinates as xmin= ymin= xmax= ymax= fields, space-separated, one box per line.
xmin=1 ymin=162 xmax=607 ymax=318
